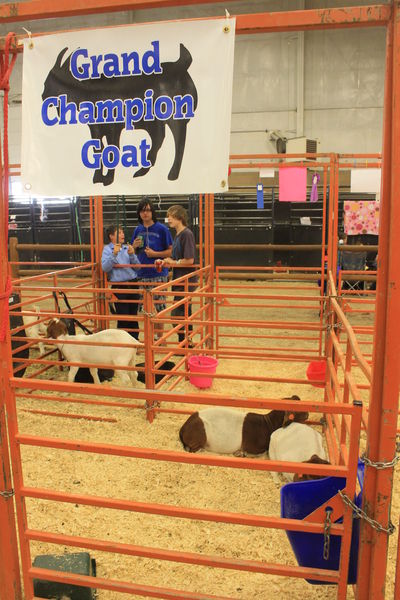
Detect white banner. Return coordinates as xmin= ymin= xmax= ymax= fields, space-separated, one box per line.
xmin=350 ymin=168 xmax=381 ymax=194
xmin=21 ymin=18 xmax=235 ymax=196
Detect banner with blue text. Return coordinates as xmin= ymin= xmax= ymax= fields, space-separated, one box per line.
xmin=21 ymin=18 xmax=235 ymax=196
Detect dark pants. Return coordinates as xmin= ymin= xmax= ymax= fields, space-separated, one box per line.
xmin=112 ymin=282 xmax=140 ymax=339
xmin=171 ymin=289 xmax=192 ymax=344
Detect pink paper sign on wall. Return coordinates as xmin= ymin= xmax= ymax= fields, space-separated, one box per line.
xmin=279 ymin=167 xmax=307 ymax=202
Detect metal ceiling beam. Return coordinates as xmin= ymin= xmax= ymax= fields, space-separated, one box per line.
xmin=235 ymin=4 xmax=391 ymax=34
xmin=0 ymin=2 xmax=391 ymax=29
xmin=0 ymin=0 xmax=236 ymax=23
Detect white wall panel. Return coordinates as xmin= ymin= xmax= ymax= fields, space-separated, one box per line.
xmin=305 ymin=29 xmax=385 ymax=109
xmin=233 ymin=34 xmax=298 ymax=114
xmin=305 ymin=107 xmax=383 ymax=153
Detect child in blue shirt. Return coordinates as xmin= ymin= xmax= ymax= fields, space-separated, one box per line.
xmin=101 ymin=225 xmax=140 ymax=339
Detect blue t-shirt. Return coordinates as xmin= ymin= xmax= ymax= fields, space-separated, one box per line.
xmin=131 ymin=221 xmax=173 ymax=278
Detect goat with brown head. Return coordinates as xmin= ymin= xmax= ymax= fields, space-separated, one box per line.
xmin=47 ymin=318 xmax=68 ymax=339
xmin=179 ymin=395 xmax=303 ymax=456
xmin=293 ymin=455 xmax=331 ymax=482
xmin=282 ymin=409 xmax=309 ymax=428
xmin=45 ymin=318 xmax=140 ymax=386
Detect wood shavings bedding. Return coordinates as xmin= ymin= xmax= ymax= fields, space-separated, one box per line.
xmin=14 ymin=280 xmax=397 ymax=600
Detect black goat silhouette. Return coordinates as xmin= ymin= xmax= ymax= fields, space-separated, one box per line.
xmin=42 ymin=45 xmax=198 ymax=186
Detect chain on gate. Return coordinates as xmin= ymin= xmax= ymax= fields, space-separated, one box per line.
xmin=334 ymin=451 xmax=400 ymax=538
xmin=323 ymin=508 xmax=333 ymax=560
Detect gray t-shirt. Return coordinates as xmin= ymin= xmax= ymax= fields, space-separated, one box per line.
xmin=171 ymin=228 xmax=198 ymax=289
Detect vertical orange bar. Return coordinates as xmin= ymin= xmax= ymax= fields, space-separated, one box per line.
xmin=89 ymin=196 xmax=96 ymax=318
xmin=143 ymin=289 xmax=156 ymax=423
xmin=89 ymin=196 xmax=94 ymax=265
xmin=0 ymin=400 xmax=23 ymax=600
xmin=198 ymin=194 xmax=203 ymax=269
xmin=394 ymin=518 xmax=400 ymax=600
xmin=207 ymin=194 xmax=215 ymax=349
xmin=198 ymin=194 xmax=204 ymax=341
xmin=209 ymin=193 xmax=215 ymax=279
xmin=204 ymin=194 xmax=214 ymax=349
xmin=0 ymin=98 xmax=23 ymax=598
xmin=215 ymin=265 xmax=220 ymax=352
xmin=326 ymin=153 xmax=336 ymax=276
xmin=339 ymin=338 xmax=352 ymax=463
xmin=331 ymin=157 xmax=339 ymax=278
xmin=204 ymin=194 xmax=209 ymax=267
xmin=94 ymin=196 xmax=106 ymax=330
xmin=356 ymin=9 xmax=400 ymax=599
xmin=337 ymin=401 xmax=363 ymax=598
xmin=318 ymin=164 xmax=328 ymax=355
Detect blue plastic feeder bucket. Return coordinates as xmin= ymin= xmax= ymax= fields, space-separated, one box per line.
xmin=280 ymin=461 xmax=364 ymax=585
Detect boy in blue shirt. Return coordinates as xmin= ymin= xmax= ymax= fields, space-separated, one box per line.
xmin=131 ymin=199 xmax=172 ymax=341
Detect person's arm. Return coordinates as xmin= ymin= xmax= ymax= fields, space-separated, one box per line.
xmin=164 ymin=230 xmax=195 ymax=267
xmin=127 ymin=244 xmax=140 ymax=266
xmin=145 ymin=245 xmax=172 ymax=259
xmin=163 ymin=250 xmax=193 ymax=267
xmin=101 ymin=245 xmax=118 ymax=273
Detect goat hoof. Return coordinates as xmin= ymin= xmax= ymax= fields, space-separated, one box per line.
xmin=233 ymin=450 xmax=247 ymax=458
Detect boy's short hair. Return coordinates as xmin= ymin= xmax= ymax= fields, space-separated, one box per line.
xmin=105 ymin=224 xmax=117 ymax=241
xmin=167 ymin=204 xmax=188 ymax=226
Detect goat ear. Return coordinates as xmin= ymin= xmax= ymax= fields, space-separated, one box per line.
xmin=282 ymin=412 xmax=295 ymax=428
xmin=55 ymin=47 xmax=68 ymax=68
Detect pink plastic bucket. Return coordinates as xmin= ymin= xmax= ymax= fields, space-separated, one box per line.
xmin=188 ymin=355 xmax=218 ymax=389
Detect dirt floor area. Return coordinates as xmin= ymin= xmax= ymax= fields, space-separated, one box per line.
xmin=12 ymin=279 xmax=399 ymax=600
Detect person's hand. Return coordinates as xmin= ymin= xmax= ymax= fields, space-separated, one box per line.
xmin=127 ymin=244 xmax=135 ymax=255
xmin=155 ymin=259 xmax=164 ymax=272
xmin=163 ymin=257 xmax=173 ymax=266
xmin=144 ymin=246 xmax=157 ymax=258
xmin=132 ymin=238 xmax=141 ymax=250
xmin=113 ymin=243 xmax=121 ymax=255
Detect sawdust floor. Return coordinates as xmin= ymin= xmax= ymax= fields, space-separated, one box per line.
xmin=15 ymin=280 xmax=398 ymax=600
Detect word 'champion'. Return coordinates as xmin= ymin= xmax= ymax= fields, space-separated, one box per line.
xmin=42 ymin=92 xmax=195 ymax=131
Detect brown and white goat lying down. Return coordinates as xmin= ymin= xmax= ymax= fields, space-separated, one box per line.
xmin=179 ymin=399 xmax=330 ymax=481
xmin=46 ymin=318 xmax=141 ymax=386
xmin=179 ymin=396 xmax=304 ymax=456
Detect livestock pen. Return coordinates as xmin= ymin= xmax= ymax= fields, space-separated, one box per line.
xmin=4 ymin=226 xmax=396 ymax=600
xmin=3 ymin=165 xmax=399 ymax=597
xmin=8 ymin=261 xmax=367 ymax=600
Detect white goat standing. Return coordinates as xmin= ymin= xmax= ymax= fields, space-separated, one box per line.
xmin=22 ymin=306 xmax=47 ymax=355
xmin=46 ymin=318 xmax=141 ymax=386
